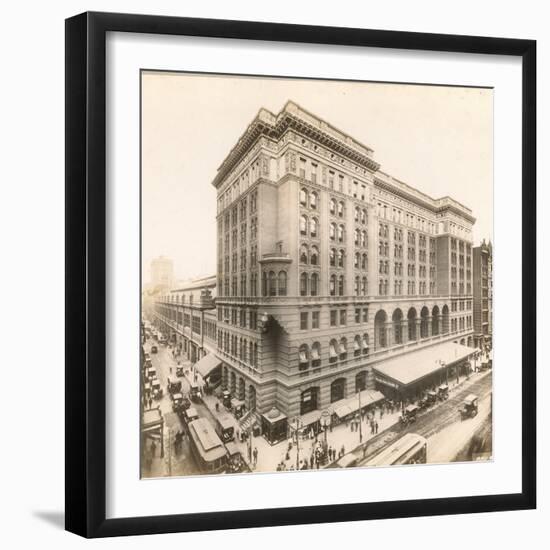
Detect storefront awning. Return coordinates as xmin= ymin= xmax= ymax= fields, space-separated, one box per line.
xmin=373 ymin=341 xmax=474 ymax=389
xmin=334 ymin=405 xmax=353 ymax=419
xmin=300 ymin=409 xmax=322 ymax=427
xmin=195 ymin=353 xmax=222 ymax=379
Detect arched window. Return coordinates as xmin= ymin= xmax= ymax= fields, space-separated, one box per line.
xmin=362 ymin=254 xmax=368 ymax=270
xmin=300 ymin=273 xmax=308 ymax=297
xmin=432 ymin=305 xmax=440 ymax=336
xmin=362 ymin=231 xmax=367 ymax=247
xmin=299 ymin=188 xmax=308 ymax=206
xmin=300 ymin=245 xmax=308 ymax=264
xmin=329 ymin=339 xmax=338 ymax=364
xmin=311 ymin=342 xmax=321 ymax=367
xmin=298 ymin=344 xmax=309 ymax=371
xmin=300 ymin=215 xmax=308 ymax=235
xmin=354 ymin=252 xmax=360 ymax=268
xmin=310 ymin=246 xmax=319 ymax=265
xmin=374 ymin=310 xmax=388 ymax=349
xmin=329 ymin=222 xmax=336 ymax=241
xmin=310 ymin=217 xmax=318 ymax=238
xmin=329 ymin=248 xmax=336 ymax=267
xmin=310 ymin=273 xmax=319 ymax=296
xmin=355 ymin=370 xmax=367 ymax=391
xmin=329 ymin=274 xmax=336 ymax=296
xmin=331 ymin=377 xmax=346 ymax=403
xmin=278 ymin=271 xmax=287 ymax=296
xmin=355 ymin=229 xmax=360 ymax=245
xmin=420 ymin=306 xmax=429 ymax=338
xmin=393 ymin=309 xmax=403 ymax=344
xmin=361 ymin=277 xmax=368 ymax=295
xmin=338 ymin=249 xmax=345 ymax=267
xmin=268 ymin=271 xmax=277 ymax=296
xmin=354 ymin=276 xmax=360 ymax=296
xmin=355 ymin=206 xmax=360 ymax=222
xmin=354 ymin=335 xmax=362 ymax=357
xmin=310 ymin=191 xmax=318 ymax=210
xmin=338 ymin=201 xmax=344 ymax=218
xmin=338 ymin=275 xmax=345 ymax=296
xmin=361 ymin=209 xmax=367 ymax=224
xmin=442 ymin=305 xmax=450 ymax=334
xmin=338 ymin=224 xmax=345 ymax=243
xmin=362 ymin=333 xmax=369 ymax=355
xmin=329 ymin=198 xmax=336 ymax=215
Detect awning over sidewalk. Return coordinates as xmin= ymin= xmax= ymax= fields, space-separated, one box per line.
xmin=333 ymin=390 xmax=385 ymax=419
xmin=373 ymin=341 xmax=474 ymax=389
xmin=195 ymin=353 xmax=222 ymax=379
xmin=300 ymin=409 xmax=322 ymax=427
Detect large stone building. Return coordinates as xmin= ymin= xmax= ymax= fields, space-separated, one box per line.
xmin=155 ymin=101 xmax=477 ymax=433
xmin=472 ymin=240 xmax=493 ymax=349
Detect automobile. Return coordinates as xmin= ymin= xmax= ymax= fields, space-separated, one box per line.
xmin=438 ymin=384 xmax=449 ymax=401
xmin=151 ymin=378 xmax=163 ymax=400
xmin=184 ymin=406 xmax=199 ymax=423
xmin=426 ymin=390 xmax=437 ymax=405
xmin=222 ymin=389 xmax=232 ymax=409
xmin=172 ymin=392 xmax=185 ymax=412
xmin=151 ymin=345 xmax=158 ymax=354
xmin=147 ymin=367 xmax=157 ymax=380
xmin=400 ymin=404 xmax=418 ymax=426
xmin=460 ymin=394 xmax=479 ymax=419
xmin=168 ymin=380 xmax=182 ymax=396
xmin=144 ymin=358 xmax=152 ymax=369
xmin=176 ymin=366 xmax=184 ymax=377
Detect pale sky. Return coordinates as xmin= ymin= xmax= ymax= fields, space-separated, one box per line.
xmin=141 ymin=71 xmax=493 ymax=283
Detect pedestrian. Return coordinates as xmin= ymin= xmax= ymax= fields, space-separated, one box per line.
xmin=375 ymin=421 xmax=379 ymax=434
xmin=151 ymin=440 xmax=157 ymax=457
xmin=253 ymin=447 xmax=258 ymax=466
xmin=169 ymin=366 xmax=172 ymax=375
xmin=148 ymin=397 xmax=152 ymax=409
xmin=310 ymin=455 xmax=314 ymax=469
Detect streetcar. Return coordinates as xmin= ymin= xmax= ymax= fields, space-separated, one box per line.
xmin=187 ymin=417 xmax=228 ymax=474
xmin=364 ymin=433 xmax=428 ymax=467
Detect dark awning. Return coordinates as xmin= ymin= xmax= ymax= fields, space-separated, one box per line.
xmin=195 ymin=353 xmax=222 ymax=379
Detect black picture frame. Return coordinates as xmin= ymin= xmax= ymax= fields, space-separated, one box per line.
xmin=65 ymin=11 xmax=536 ymax=538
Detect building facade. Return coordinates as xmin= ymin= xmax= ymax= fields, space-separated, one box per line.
xmin=209 ymin=101 xmax=476 ymax=422
xmin=472 ymin=240 xmax=493 ymax=349
xmin=154 ymin=276 xmax=218 ymax=364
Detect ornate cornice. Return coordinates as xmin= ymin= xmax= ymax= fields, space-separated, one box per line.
xmin=212 ymin=101 xmax=380 ymax=189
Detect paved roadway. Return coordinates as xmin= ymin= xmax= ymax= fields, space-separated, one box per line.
xmin=354 ymin=370 xmax=493 ymax=466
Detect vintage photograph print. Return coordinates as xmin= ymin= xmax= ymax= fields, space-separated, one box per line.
xmin=140 ymin=71 xmax=493 ymax=478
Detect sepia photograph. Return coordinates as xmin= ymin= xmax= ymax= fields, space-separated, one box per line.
xmin=140 ymin=71 xmax=494 ymax=478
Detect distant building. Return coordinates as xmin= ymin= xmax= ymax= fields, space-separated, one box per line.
xmin=472 ymin=240 xmax=493 ymax=349
xmin=150 ymin=256 xmax=174 ymax=289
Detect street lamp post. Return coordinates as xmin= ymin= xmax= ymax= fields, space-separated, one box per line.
xmin=320 ymin=410 xmax=331 ymax=448
xmin=291 ymin=417 xmax=302 ymax=470
xmin=358 ymin=391 xmax=363 ymax=443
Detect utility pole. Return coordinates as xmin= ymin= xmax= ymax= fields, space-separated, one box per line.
xmin=358 ymin=390 xmax=363 ymax=443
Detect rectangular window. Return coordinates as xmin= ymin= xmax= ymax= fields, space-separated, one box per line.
xmin=355 ymin=308 xmax=361 ymax=323
xmin=340 ymin=309 xmax=347 ymax=325
xmin=363 ymin=308 xmax=368 ymax=322
xmin=300 ymin=312 xmax=308 ymax=330
xmin=312 ymin=311 xmax=320 ymax=329
xmin=330 ymin=310 xmax=337 ymax=327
